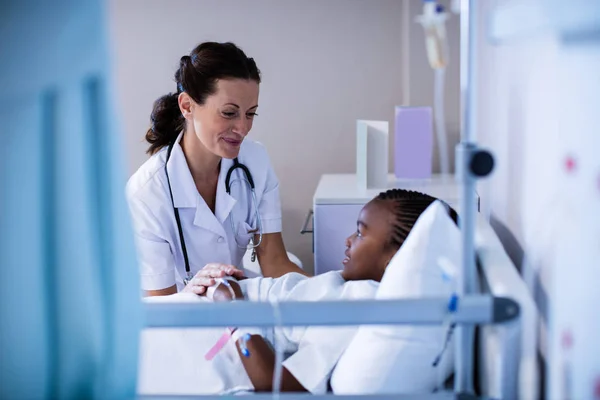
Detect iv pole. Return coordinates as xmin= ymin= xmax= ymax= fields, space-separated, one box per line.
xmin=454 ymin=0 xmax=495 ymax=393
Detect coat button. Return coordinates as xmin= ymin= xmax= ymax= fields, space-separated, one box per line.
xmin=217 ymin=236 xmax=225 ymax=243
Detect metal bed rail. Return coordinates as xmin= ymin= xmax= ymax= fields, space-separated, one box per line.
xmin=143 ymin=295 xmax=519 ymax=328
xmin=139 ymin=394 xmax=486 ymax=400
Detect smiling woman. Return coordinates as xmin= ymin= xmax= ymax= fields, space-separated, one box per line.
xmin=126 ymin=42 xmax=306 ymax=299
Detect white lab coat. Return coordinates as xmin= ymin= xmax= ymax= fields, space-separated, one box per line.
xmin=126 ymin=132 xmax=282 ymax=291
xmin=137 ymin=272 xmax=378 ymax=395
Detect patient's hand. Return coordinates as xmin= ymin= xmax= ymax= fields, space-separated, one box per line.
xmin=212 ymin=280 xmax=244 ymax=302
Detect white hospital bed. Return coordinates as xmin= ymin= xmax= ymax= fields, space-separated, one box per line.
xmin=475 ymin=215 xmax=538 ymax=400
xmin=140 ymin=0 xmax=538 ymax=397
xmin=140 ymin=213 xmax=534 ymax=400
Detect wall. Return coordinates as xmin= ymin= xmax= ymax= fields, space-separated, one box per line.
xmin=109 ymin=0 xmax=461 ymax=272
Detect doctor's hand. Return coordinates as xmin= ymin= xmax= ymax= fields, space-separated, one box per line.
xmin=181 ymin=263 xmax=245 ymax=295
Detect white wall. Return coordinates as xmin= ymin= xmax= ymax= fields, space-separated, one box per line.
xmin=109 ymin=0 xmax=460 ymax=273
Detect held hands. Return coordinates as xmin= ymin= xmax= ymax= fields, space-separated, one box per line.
xmin=182 ymin=263 xmax=245 ymax=295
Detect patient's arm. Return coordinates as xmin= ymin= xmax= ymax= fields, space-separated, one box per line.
xmin=210 ymin=280 xmax=306 ymax=391
xmin=255 ymin=232 xmax=309 ymax=278
xmin=234 ymin=335 xmax=307 ymax=392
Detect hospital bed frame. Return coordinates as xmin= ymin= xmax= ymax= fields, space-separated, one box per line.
xmin=141 ymin=1 xmax=530 ymax=398
xmin=142 ymin=394 xmax=477 ymax=400
xmin=140 ymin=211 xmax=533 ymax=399
xmin=141 ymin=282 xmax=520 ymax=400
xmin=144 ymin=296 xmax=518 ymax=329
xmin=141 ymin=296 xmax=520 ymax=400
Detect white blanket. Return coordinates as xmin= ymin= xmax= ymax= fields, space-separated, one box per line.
xmin=138 ymin=293 xmax=255 ymax=395
xmin=138 ymin=272 xmax=379 ymax=395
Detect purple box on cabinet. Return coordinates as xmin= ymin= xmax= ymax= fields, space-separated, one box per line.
xmin=394 ymin=106 xmax=433 ymax=179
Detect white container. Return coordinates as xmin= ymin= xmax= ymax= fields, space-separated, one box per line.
xmin=356 ymin=120 xmax=389 ymax=189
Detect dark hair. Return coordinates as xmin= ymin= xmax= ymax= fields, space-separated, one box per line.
xmin=376 ymin=189 xmax=459 ymax=250
xmin=145 ymin=42 xmax=262 ymax=155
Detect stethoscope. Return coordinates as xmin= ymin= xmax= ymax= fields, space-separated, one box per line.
xmin=164 ymin=140 xmax=263 ymax=285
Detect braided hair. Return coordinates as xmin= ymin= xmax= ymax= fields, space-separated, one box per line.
xmin=376 ymin=189 xmax=459 ymax=250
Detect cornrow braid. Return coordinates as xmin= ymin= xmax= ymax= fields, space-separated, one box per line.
xmin=376 ymin=189 xmax=459 ymax=249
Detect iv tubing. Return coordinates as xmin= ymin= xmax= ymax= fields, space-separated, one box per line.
xmin=434 ymin=67 xmax=450 ymax=175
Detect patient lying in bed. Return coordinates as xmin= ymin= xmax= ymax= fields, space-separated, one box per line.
xmin=138 ymin=189 xmax=459 ymax=395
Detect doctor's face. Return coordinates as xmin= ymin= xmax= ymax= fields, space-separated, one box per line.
xmin=342 ymin=200 xmax=399 ymax=282
xmin=187 ymin=78 xmax=259 ymax=159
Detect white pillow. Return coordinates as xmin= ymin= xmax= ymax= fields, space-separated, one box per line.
xmin=330 ymin=201 xmax=461 ymax=394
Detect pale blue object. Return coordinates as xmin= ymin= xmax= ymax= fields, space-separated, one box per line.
xmin=545 ymin=0 xmax=600 ymax=39
xmin=0 ymin=1 xmax=141 ymax=399
xmin=143 ymin=295 xmax=515 ymax=327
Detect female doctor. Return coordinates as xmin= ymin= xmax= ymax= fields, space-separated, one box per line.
xmin=126 ymin=42 xmax=306 ymax=297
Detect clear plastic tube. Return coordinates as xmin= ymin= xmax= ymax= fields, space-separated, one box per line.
xmin=418 ymin=2 xmax=450 ymax=175
xmin=271 ymin=299 xmax=283 ymax=398
xmin=434 ymin=67 xmax=450 ymax=175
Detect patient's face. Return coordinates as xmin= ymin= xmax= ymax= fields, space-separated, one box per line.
xmin=342 ymin=200 xmax=398 ymax=282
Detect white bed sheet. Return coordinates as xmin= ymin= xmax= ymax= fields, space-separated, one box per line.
xmin=138 ymin=293 xmax=256 ymax=395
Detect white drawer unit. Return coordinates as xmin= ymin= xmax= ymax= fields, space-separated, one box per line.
xmin=309 ymin=174 xmax=479 ymax=275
